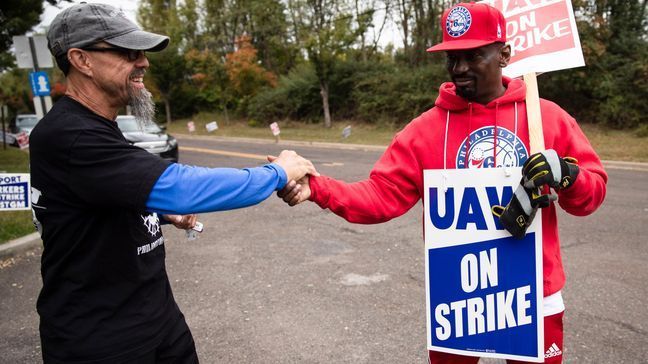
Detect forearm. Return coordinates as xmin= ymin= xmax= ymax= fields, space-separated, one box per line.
xmin=557 ymin=166 xmax=607 ymax=216
xmin=554 ymin=118 xmax=608 ymax=216
xmin=310 ymin=174 xmax=419 ymax=224
xmin=146 ymin=163 xmax=287 ymax=215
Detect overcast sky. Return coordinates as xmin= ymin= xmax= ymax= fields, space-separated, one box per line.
xmin=36 ymin=0 xmax=140 ymax=33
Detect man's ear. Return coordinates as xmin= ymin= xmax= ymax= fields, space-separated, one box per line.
xmin=499 ymin=44 xmax=511 ymax=67
xmin=67 ymin=49 xmax=93 ymax=77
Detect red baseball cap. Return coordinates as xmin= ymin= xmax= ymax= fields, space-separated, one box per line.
xmin=427 ymin=2 xmax=506 ymax=52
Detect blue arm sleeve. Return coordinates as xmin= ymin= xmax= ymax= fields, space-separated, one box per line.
xmin=146 ymin=163 xmax=287 ymax=215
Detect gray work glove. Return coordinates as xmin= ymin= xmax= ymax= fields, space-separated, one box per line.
xmin=523 ymin=149 xmax=580 ymax=190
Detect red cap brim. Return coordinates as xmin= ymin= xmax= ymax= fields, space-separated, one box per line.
xmin=426 ymin=39 xmax=498 ymax=52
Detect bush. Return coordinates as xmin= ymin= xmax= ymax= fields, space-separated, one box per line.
xmin=540 ymin=53 xmax=647 ymax=129
xmin=635 ymin=124 xmax=648 ymax=138
xmin=248 ymin=63 xmax=322 ymax=122
xmin=539 ymin=4 xmax=648 ymax=130
xmin=351 ymin=61 xmax=445 ymax=124
xmin=248 ymin=59 xmax=447 ymax=125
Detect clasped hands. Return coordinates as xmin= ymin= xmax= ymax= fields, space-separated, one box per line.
xmin=268 ymin=150 xmax=316 ymax=206
xmin=268 ymin=148 xmax=581 ymax=240
xmin=493 ymin=149 xmax=579 ymax=239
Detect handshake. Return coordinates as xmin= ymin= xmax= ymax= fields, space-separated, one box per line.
xmin=266 ymin=148 xmax=581 ymax=241
xmin=492 ymin=149 xmax=579 ymax=239
xmin=267 ymin=150 xmax=317 ymax=206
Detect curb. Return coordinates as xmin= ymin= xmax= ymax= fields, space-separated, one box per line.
xmin=175 ymin=134 xmax=388 ymax=152
xmin=601 ymin=160 xmax=648 ymax=172
xmin=0 ymin=232 xmax=41 ymax=258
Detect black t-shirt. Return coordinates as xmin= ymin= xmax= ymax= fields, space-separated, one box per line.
xmin=30 ymin=97 xmax=176 ymax=362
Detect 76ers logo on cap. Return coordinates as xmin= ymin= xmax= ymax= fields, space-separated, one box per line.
xmin=446 ymin=6 xmax=472 ymax=37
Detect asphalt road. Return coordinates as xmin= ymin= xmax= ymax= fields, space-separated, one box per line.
xmin=1 ymin=136 xmax=646 ymax=363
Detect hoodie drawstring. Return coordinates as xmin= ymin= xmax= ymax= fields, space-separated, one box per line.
xmin=464 ymin=103 xmax=473 ymax=163
xmin=494 ymin=102 xmax=499 ymax=165
xmin=442 ymin=110 xmax=450 ymax=192
xmin=443 ymin=111 xmax=450 ymax=170
xmin=441 ymin=100 xmax=520 ymax=179
xmin=505 ymin=101 xmax=519 ymax=176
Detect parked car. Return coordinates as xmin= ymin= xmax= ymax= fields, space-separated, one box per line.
xmin=3 ymin=114 xmax=37 ymax=147
xmin=115 ymin=115 xmax=178 ymax=162
xmin=13 ymin=114 xmax=40 ymax=136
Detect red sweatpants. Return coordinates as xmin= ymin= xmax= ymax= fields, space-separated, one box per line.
xmin=428 ymin=311 xmax=564 ymax=364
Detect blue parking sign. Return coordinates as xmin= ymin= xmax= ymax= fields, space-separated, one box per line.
xmin=29 ymin=71 xmax=51 ymax=96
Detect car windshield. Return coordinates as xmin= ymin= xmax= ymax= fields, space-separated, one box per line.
xmin=116 ymin=117 xmax=162 ymax=133
xmin=16 ymin=115 xmax=39 ymax=127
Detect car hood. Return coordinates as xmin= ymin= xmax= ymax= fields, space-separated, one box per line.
xmin=122 ymin=131 xmax=170 ymax=143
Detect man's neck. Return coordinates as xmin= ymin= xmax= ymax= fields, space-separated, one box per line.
xmin=466 ymin=83 xmax=507 ymax=105
xmin=65 ymin=75 xmax=119 ymax=121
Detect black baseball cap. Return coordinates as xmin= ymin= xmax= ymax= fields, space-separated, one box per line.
xmin=47 ymin=2 xmax=169 ymax=58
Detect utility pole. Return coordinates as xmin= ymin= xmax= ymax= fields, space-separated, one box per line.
xmin=29 ymin=37 xmax=48 ymax=118
xmin=1 ymin=105 xmax=7 ymax=150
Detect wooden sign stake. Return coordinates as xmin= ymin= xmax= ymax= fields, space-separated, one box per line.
xmin=523 ymin=72 xmax=545 ymax=154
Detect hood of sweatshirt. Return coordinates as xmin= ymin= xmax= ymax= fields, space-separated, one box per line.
xmin=434 ymin=77 xmax=526 ymax=111
xmin=427 ymin=76 xmax=529 ymax=171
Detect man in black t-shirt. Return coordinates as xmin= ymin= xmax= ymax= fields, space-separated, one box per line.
xmin=33 ymin=3 xmax=318 ymax=363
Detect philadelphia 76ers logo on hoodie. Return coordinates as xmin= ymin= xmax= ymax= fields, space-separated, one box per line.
xmin=456 ymin=126 xmax=528 ymax=169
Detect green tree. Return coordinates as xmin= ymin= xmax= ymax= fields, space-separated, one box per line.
xmin=351 ymin=0 xmax=391 ymax=61
xmin=541 ymin=0 xmax=647 ymax=129
xmin=287 ymin=0 xmax=361 ymax=128
xmin=0 ymin=68 xmax=32 ymax=114
xmin=245 ymin=0 xmax=298 ymax=75
xmin=138 ymin=0 xmax=197 ymax=123
xmin=390 ymin=0 xmax=450 ymax=65
xmin=0 ymin=0 xmax=71 ymax=70
xmin=185 ymin=48 xmax=230 ymax=116
xmin=225 ymin=35 xmax=277 ymax=110
xmin=201 ymin=0 xmax=297 ymax=74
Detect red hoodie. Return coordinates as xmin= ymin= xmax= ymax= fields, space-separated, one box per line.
xmin=309 ymin=77 xmax=607 ymax=297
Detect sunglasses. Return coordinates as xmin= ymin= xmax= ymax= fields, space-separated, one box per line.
xmin=82 ymin=47 xmax=144 ymax=62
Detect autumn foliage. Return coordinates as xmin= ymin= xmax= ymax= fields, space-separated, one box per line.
xmin=225 ymin=35 xmax=277 ymax=98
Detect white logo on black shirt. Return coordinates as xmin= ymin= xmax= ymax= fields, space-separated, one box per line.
xmin=141 ymin=213 xmax=160 ymax=236
xmin=31 ymin=187 xmax=42 ymax=204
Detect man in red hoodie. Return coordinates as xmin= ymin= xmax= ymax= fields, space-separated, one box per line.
xmin=278 ymin=2 xmax=607 ymax=363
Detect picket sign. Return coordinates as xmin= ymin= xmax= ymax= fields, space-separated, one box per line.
xmin=424 ymin=168 xmax=544 ymax=362
xmin=479 ymin=0 xmax=586 ymax=153
xmin=0 ymin=173 xmax=31 ymax=211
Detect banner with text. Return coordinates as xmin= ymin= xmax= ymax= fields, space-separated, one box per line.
xmin=480 ymin=0 xmax=584 ymax=78
xmin=424 ymin=168 xmax=544 ymax=362
xmin=0 ymin=173 xmax=31 ymax=211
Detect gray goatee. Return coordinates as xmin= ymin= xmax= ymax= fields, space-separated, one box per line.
xmin=127 ymin=72 xmax=156 ymax=130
